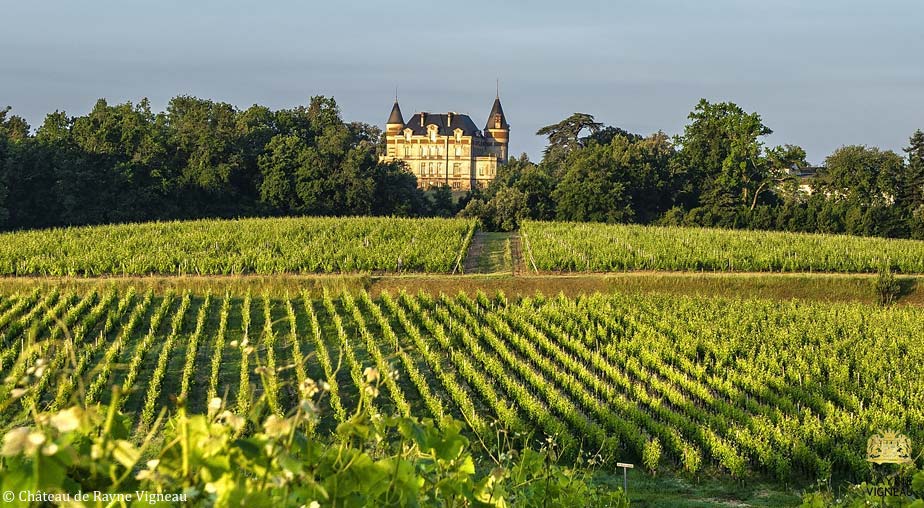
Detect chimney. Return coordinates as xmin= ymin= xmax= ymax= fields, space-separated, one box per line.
xmin=420 ymin=112 xmax=426 ymax=127
xmin=447 ymin=112 xmax=453 ymax=126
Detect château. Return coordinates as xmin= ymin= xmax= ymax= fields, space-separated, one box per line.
xmin=381 ymin=95 xmax=509 ymax=190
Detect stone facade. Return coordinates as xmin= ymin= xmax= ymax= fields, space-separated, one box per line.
xmin=380 ymin=97 xmax=509 ymax=190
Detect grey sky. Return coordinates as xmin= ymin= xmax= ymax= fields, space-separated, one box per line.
xmin=1 ymin=0 xmax=922 ymax=164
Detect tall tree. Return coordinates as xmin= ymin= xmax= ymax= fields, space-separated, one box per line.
xmin=553 ymin=133 xmax=674 ymax=223
xmin=536 ymin=113 xmax=603 ymax=170
xmin=6 ymin=112 xmax=65 ymax=229
xmin=372 ymin=161 xmax=424 ymax=216
xmin=258 ymin=134 xmax=307 ymax=213
xmin=675 ymin=99 xmax=773 ymax=210
xmin=0 ymin=108 xmax=17 ymax=227
xmin=166 ymin=96 xmax=247 ymax=215
xmin=899 ymin=130 xmax=924 ymax=212
xmin=66 ymin=98 xmax=170 ymax=222
xmin=0 ymin=107 xmax=29 ymax=142
xmin=553 ymin=138 xmax=634 ymax=223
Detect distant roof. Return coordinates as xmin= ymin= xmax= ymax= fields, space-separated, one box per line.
xmin=387 ymin=101 xmax=404 ymax=124
xmin=790 ymin=166 xmax=823 ymax=178
xmin=403 ymin=112 xmax=481 ymax=136
xmin=485 ymin=97 xmax=509 ymax=130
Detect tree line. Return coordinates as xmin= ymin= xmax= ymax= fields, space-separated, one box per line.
xmin=0 ymin=96 xmax=455 ymax=231
xmin=2 ymin=96 xmax=923 ymax=238
xmin=463 ymin=101 xmax=924 ymax=238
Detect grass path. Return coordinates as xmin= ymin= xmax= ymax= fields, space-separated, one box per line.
xmin=462 ymin=232 xmax=515 ymax=274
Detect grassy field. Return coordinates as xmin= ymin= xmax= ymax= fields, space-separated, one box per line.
xmin=2 ymin=270 xmax=918 ymax=306
xmin=599 ymin=470 xmax=803 ymax=507
xmin=522 ymin=220 xmax=924 ymax=273
xmin=462 ymin=231 xmax=515 ymax=274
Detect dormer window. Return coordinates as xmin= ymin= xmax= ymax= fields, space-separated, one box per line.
xmin=454 ymin=128 xmax=463 ymax=142
xmin=427 ymin=125 xmax=438 ymax=142
xmin=404 ymin=129 xmax=412 ymax=142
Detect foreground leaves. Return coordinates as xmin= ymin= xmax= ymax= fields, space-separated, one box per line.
xmin=0 ymin=388 xmax=628 ymax=507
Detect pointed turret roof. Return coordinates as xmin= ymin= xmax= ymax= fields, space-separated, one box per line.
xmin=387 ymin=101 xmax=404 ymax=125
xmin=485 ymin=97 xmax=509 ymax=130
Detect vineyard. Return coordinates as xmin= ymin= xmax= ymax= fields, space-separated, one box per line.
xmin=1 ymin=286 xmax=921 ymax=483
xmin=521 ymin=220 xmax=924 ymax=273
xmin=0 ymin=216 xmax=476 ymax=276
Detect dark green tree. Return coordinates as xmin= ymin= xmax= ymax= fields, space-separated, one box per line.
xmin=583 ymin=125 xmax=642 ymax=146
xmin=536 ymin=113 xmax=603 ymax=171
xmin=334 ymin=146 xmax=378 ymax=215
xmin=5 ymin=114 xmax=63 ymax=229
xmin=428 ymin=185 xmax=455 ymax=217
xmin=489 ymin=187 xmax=529 ymax=231
xmin=618 ymin=132 xmax=676 ymax=221
xmin=0 ymin=108 xmax=16 ymax=227
xmin=899 ymin=130 xmax=924 ymax=211
xmin=551 ymin=133 xmax=675 ymax=224
xmin=553 ymin=139 xmax=634 ymax=223
xmin=372 ymin=161 xmax=426 ymax=216
xmin=166 ymin=96 xmax=248 ymax=216
xmin=66 ymin=98 xmax=170 ymax=222
xmin=258 ymin=134 xmax=306 ymax=213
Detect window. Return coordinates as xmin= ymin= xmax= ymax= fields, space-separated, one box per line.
xmin=438 ymin=145 xmax=443 ymax=157
xmin=455 ymin=146 xmax=461 ymax=157
xmin=428 ymin=162 xmax=433 ymax=175
xmin=478 ymin=165 xmax=484 ymax=176
xmin=437 ymin=163 xmax=443 ymax=175
xmin=453 ymin=163 xmax=461 ymax=177
xmin=420 ymin=163 xmax=425 ymax=175
xmin=404 ymin=145 xmax=410 ymax=157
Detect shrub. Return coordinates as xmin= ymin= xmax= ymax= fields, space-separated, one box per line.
xmin=643 ymin=437 xmax=662 ymax=475
xmin=875 ymin=265 xmax=901 ymax=305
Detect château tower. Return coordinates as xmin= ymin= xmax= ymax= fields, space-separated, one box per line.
xmin=484 ymin=96 xmax=509 ymax=161
xmin=386 ymin=100 xmax=404 ymax=136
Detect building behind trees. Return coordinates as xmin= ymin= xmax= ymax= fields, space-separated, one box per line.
xmin=381 ymin=95 xmax=509 ymax=190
